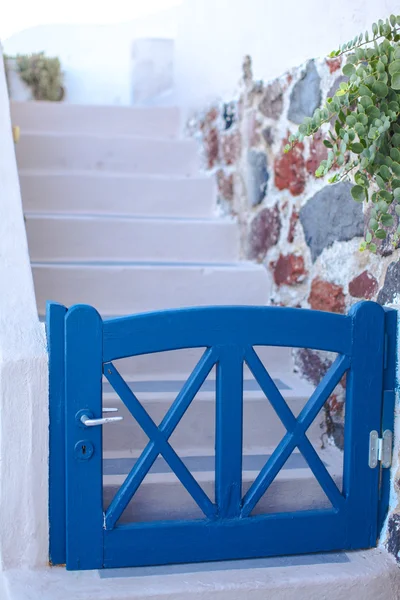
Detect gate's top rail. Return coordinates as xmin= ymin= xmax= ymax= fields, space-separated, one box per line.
xmin=100 ymin=305 xmax=356 ymax=362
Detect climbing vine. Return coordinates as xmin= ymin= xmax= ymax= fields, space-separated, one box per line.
xmin=285 ymin=15 xmax=400 ymax=252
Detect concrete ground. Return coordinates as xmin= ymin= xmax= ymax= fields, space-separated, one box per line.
xmin=1 ymin=550 xmax=399 ymax=600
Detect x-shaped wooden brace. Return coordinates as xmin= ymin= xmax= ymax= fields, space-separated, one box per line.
xmin=103 ymin=348 xmax=218 ymax=530
xmin=241 ymin=348 xmax=350 ymax=518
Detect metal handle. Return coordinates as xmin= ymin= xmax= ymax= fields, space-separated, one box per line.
xmin=80 ymin=410 xmax=123 ymax=427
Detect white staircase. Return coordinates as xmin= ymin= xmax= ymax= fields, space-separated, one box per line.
xmin=11 ymin=101 xmax=270 ymax=322
xmin=12 ymin=100 xmax=341 ymax=551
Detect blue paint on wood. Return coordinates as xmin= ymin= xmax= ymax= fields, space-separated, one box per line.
xmin=65 ymin=305 xmax=104 ymax=570
xmin=48 ymin=300 xmax=392 ymax=570
xmin=103 ymin=306 xmax=352 ymax=362
xmin=215 ymin=346 xmax=243 ymax=518
xmin=104 ymin=348 xmax=217 ymax=529
xmin=103 ymin=510 xmax=350 ymax=569
xmin=343 ymin=301 xmax=385 ymax=547
xmin=378 ymin=308 xmax=397 ymax=532
xmin=104 ymin=362 xmax=216 ymax=523
xmin=47 ymin=301 xmax=67 ymax=566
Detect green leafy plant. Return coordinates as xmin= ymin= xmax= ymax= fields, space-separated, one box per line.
xmin=15 ymin=52 xmax=64 ymax=102
xmin=285 ymin=15 xmax=400 ymax=252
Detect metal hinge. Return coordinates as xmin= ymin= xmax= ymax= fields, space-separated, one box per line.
xmin=369 ymin=430 xmax=393 ymax=469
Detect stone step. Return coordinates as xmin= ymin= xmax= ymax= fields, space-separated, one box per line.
xmin=15 ymin=132 xmax=200 ymax=176
xmin=32 ymin=261 xmax=271 ymax=317
xmin=10 ymin=101 xmax=181 ymax=138
xmin=19 ymin=171 xmax=216 ymax=218
xmin=25 ymin=214 xmax=240 ymax=264
xmin=5 ymin=548 xmax=397 ymax=599
xmin=102 ymin=378 xmax=319 ymax=454
xmin=102 ymin=446 xmax=343 ymax=524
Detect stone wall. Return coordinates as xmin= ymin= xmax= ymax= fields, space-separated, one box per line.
xmin=188 ymin=55 xmax=400 ymax=311
xmin=188 ymin=54 xmax=400 ymax=556
xmin=188 ymin=54 xmax=400 ymax=390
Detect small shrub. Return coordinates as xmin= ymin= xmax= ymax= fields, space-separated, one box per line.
xmin=15 ymin=52 xmax=64 ymax=102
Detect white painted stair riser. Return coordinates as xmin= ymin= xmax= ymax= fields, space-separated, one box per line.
xmin=16 ymin=133 xmax=201 ymax=176
xmin=25 ymin=215 xmax=240 ymax=264
xmin=32 ymin=263 xmax=271 ymax=316
xmin=10 ymin=102 xmax=181 ymax=138
xmin=19 ymin=172 xmax=216 ymax=218
xmin=102 ymin=465 xmax=340 ymax=523
xmin=102 ymin=393 xmax=322 ymax=453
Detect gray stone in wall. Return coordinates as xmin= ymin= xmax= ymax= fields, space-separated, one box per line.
xmin=247 ymin=150 xmax=269 ymax=207
xmin=328 ymin=75 xmax=349 ymax=99
xmin=288 ymin=60 xmax=322 ymax=124
xmin=377 ymin=261 xmax=400 ymax=305
xmin=259 ymin=80 xmax=283 ymax=120
xmin=300 ymin=182 xmax=364 ymax=262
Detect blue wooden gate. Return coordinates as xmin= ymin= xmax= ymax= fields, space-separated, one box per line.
xmin=47 ymin=301 xmax=396 ymax=571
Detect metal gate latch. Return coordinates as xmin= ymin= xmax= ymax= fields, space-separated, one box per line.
xmin=80 ymin=407 xmax=123 ymax=427
xmin=369 ymin=430 xmax=393 ymax=469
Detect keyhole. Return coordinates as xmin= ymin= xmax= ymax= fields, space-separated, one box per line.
xmin=82 ymin=445 xmax=86 ymax=455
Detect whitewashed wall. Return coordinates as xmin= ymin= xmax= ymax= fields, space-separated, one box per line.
xmin=3 ymin=7 xmax=179 ymax=105
xmin=175 ymin=0 xmax=400 ymax=109
xmin=0 ymin=44 xmax=48 ymax=569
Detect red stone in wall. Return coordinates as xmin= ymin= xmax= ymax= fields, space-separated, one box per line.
xmin=326 ymin=57 xmax=342 ymax=74
xmin=349 ymin=270 xmax=378 ymax=300
xmin=201 ymin=107 xmax=219 ymax=130
xmin=274 ymin=137 xmax=306 ymax=196
xmin=288 ymin=208 xmax=299 ymax=243
xmin=308 ymin=278 xmax=346 ymax=313
xmin=271 ymin=254 xmax=306 ymax=286
xmin=247 ymin=204 xmax=281 ymax=260
xmin=222 ymin=131 xmax=241 ymax=165
xmin=216 ymin=170 xmax=234 ymax=202
xmin=204 ymin=127 xmax=219 ymax=168
xmin=306 ymin=132 xmax=328 ymax=177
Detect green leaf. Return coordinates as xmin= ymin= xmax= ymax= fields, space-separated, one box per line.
xmin=394 ymin=187 xmax=400 ymax=199
xmin=346 ymin=115 xmax=357 ymax=126
xmin=395 ymin=205 xmax=400 ymax=216
xmin=358 ymin=84 xmax=372 ymax=97
xmin=391 ymin=72 xmax=400 ymax=89
xmin=360 ymin=95 xmax=373 ymax=108
xmin=392 ymin=162 xmax=400 ymax=176
xmin=372 ymin=81 xmax=389 ymax=97
xmin=351 ymin=185 xmax=365 ymax=202
xmin=376 ymin=174 xmax=386 ymax=189
xmin=378 ymin=199 xmax=389 ymax=212
xmin=392 ymin=133 xmax=400 ymax=146
xmin=390 ymin=14 xmax=397 ymax=26
xmin=372 ymin=22 xmax=378 ymax=36
xmin=381 ymin=213 xmax=394 ymax=226
xmin=351 ymin=142 xmax=364 ymax=154
xmin=343 ymin=63 xmax=356 ymax=77
xmin=366 ymin=231 xmax=372 ymax=243
xmin=389 ymin=59 xmax=400 ymax=75
xmin=375 ymin=229 xmax=387 ymax=239
xmin=369 ymin=218 xmax=379 ymax=231
xmin=379 ymin=191 xmax=394 ymax=202
xmin=392 ymin=178 xmax=400 ymax=188
xmin=368 ymin=127 xmax=378 ymax=139
xmin=390 ymin=148 xmax=400 ymax=161
xmin=380 ymin=165 xmax=391 ymax=180
xmin=369 ymin=243 xmax=377 ymax=253
xmin=323 ymin=140 xmax=333 ymax=148
xmin=366 ymin=107 xmax=380 ymax=120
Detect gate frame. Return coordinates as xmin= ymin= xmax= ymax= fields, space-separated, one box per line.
xmin=47 ymin=301 xmax=396 ymax=569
